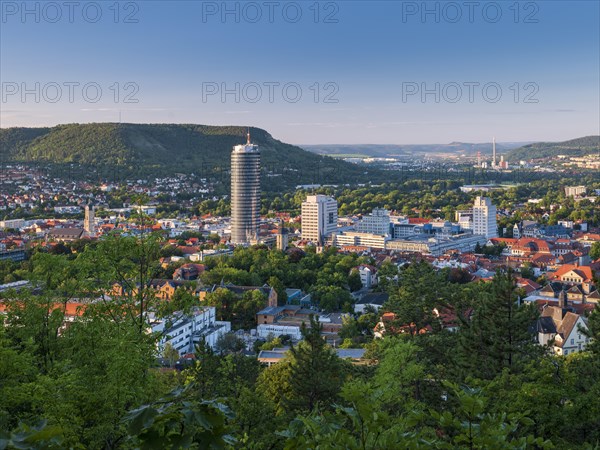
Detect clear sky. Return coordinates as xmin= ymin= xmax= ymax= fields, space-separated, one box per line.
xmin=1 ymin=0 xmax=599 ymax=144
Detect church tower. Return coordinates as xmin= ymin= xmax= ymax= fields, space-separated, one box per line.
xmin=84 ymin=204 xmax=96 ymax=236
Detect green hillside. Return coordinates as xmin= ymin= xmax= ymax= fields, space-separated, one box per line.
xmin=506 ymin=136 xmax=600 ymax=161
xmin=0 ymin=123 xmax=377 ymax=190
xmin=0 ymin=127 xmax=51 ymax=159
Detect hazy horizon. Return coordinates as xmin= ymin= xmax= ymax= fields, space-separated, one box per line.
xmin=2 ymin=1 xmax=599 ymax=144
xmin=1 ymin=121 xmax=597 ymax=147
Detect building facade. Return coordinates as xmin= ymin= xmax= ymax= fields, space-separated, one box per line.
xmin=472 ymin=196 xmax=498 ymax=238
xmin=331 ymin=231 xmax=389 ymax=249
xmin=301 ymin=195 xmax=338 ymax=245
xmin=230 ymin=132 xmax=261 ymax=244
xmin=386 ymin=233 xmax=486 ymax=255
xmin=356 ymin=208 xmax=390 ymax=235
xmin=151 ymin=306 xmax=231 ymax=356
xmin=564 ymin=186 xmax=586 ymax=197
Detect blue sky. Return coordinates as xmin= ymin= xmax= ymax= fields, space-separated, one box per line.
xmin=1 ymin=1 xmax=599 ymax=144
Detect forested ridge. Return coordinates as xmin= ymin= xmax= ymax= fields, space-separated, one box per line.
xmin=0 ymin=123 xmax=374 ymax=190
xmin=506 ymin=136 xmax=600 ymax=161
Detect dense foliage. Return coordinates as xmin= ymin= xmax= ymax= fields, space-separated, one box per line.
xmin=200 ymin=245 xmax=367 ymax=313
xmin=2 ymin=238 xmax=600 ymax=449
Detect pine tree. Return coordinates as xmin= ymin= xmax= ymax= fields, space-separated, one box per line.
xmin=286 ymin=315 xmax=344 ymax=412
xmin=192 ymin=338 xmax=221 ymax=398
xmin=384 ymin=260 xmax=450 ymax=336
xmin=455 ymin=270 xmax=540 ymax=380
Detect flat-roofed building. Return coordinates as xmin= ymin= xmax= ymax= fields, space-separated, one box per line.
xmin=301 ymin=195 xmax=338 ymax=245
xmin=473 ymin=196 xmax=498 ymax=239
xmin=331 ymin=231 xmax=389 ymax=249
xmin=356 ymin=208 xmax=390 ymax=236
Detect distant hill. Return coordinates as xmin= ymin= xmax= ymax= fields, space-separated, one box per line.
xmin=505 ymin=136 xmax=600 ymax=161
xmin=302 ymin=142 xmax=528 ymax=158
xmin=0 ymin=123 xmax=378 ymax=191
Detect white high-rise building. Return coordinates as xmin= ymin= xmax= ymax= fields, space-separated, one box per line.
xmin=301 ymin=195 xmax=338 ymax=245
xmin=230 ymin=131 xmax=260 ymax=244
xmin=472 ymin=196 xmax=498 ymax=238
xmin=356 ymin=207 xmax=390 ymax=236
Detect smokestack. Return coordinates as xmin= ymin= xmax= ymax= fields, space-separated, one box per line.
xmin=492 ymin=137 xmax=496 ymax=166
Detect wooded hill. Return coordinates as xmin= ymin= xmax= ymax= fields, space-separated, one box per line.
xmin=506 ymin=136 xmax=600 ymax=161
xmin=0 ymin=123 xmax=378 ymax=190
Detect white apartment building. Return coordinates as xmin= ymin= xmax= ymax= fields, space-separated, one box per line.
xmin=301 ymin=195 xmax=338 ymax=245
xmin=151 ymin=306 xmax=231 ymax=356
xmin=564 ymin=186 xmax=586 ymax=197
xmin=472 ymin=196 xmax=498 ymax=239
xmin=0 ymin=219 xmax=25 ymax=230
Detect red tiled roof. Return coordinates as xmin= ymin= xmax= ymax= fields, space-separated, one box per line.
xmin=489 ymin=237 xmax=517 ymax=245
xmin=516 ymin=277 xmax=542 ymax=294
xmin=407 ymin=218 xmax=430 ymax=224
xmin=513 ymin=238 xmax=551 ymax=254
xmin=551 ymin=264 xmax=595 ymax=282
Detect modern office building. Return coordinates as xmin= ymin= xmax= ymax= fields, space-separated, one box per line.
xmin=386 ymin=233 xmax=486 ymax=256
xmin=331 ymin=231 xmax=389 ymax=249
xmin=455 ymin=209 xmax=473 ymax=230
xmin=301 ymin=195 xmax=338 ymax=245
xmin=230 ymin=132 xmax=261 ymax=244
xmin=472 ymin=196 xmax=498 ymax=238
xmin=356 ymin=208 xmax=391 ymax=236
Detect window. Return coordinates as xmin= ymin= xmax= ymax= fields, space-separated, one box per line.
xmin=571 ymin=339 xmax=574 ymax=345
xmin=564 ymin=350 xmax=568 ymax=355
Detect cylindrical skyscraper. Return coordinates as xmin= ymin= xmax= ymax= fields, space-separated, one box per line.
xmin=230 ymin=131 xmax=260 ymax=244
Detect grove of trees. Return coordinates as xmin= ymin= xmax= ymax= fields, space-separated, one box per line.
xmin=2 ymin=235 xmax=600 ymax=449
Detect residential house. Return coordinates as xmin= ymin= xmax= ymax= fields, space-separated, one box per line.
xmin=173 ymin=263 xmax=205 ymax=281
xmin=356 ymin=264 xmax=378 ymax=289
xmin=535 ymin=291 xmax=589 ymax=356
